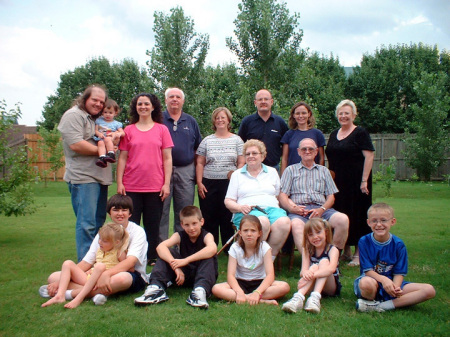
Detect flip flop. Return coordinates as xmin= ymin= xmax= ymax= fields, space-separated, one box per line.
xmin=348 ymin=256 xmax=360 ymax=266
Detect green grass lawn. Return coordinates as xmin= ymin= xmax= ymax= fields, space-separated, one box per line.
xmin=0 ymin=181 xmax=448 ymax=336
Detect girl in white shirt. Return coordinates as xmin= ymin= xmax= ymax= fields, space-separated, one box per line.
xmin=212 ymin=215 xmax=290 ymax=305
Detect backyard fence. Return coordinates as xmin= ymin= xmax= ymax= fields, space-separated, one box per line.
xmin=4 ymin=133 xmax=449 ymax=182
xmin=323 ymin=133 xmax=449 ymax=180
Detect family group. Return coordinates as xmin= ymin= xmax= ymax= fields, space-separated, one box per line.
xmin=39 ymin=85 xmax=434 ymax=313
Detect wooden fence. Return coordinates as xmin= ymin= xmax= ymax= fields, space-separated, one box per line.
xmin=16 ymin=134 xmax=65 ymax=181
xmin=4 ymin=133 xmax=449 ymax=182
xmin=323 ymin=133 xmax=449 ymax=180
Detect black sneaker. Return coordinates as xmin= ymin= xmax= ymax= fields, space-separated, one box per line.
xmin=134 ymin=285 xmax=169 ymax=305
xmin=104 ymin=152 xmax=116 ymax=163
xmin=96 ymin=157 xmax=107 ymax=168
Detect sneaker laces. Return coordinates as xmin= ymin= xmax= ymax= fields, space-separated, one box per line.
xmin=288 ymin=292 xmax=302 ymax=304
xmin=309 ymin=295 xmax=320 ymax=307
xmin=144 ymin=285 xmax=160 ymax=297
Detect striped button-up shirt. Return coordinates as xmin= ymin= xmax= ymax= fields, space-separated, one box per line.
xmin=280 ymin=162 xmax=338 ymax=205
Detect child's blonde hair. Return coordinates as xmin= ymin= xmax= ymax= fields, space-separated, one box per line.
xmin=303 ymin=218 xmax=333 ymax=256
xmin=367 ymin=202 xmax=395 ymax=218
xmin=238 ymin=215 xmax=263 ymax=254
xmin=98 ymin=223 xmax=129 ymax=257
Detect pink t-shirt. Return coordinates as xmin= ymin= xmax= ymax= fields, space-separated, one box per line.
xmin=119 ymin=123 xmax=173 ymax=192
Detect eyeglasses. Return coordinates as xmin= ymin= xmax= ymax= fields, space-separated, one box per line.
xmin=245 ymin=152 xmax=261 ymax=157
xmin=173 ymin=120 xmax=177 ymax=131
xmin=299 ymin=147 xmax=317 ymax=153
xmin=369 ymin=219 xmax=392 ymax=225
xmin=255 ymin=98 xmax=271 ymax=102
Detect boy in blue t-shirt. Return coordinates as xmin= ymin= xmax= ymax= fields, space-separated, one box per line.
xmin=354 ymin=203 xmax=435 ymax=312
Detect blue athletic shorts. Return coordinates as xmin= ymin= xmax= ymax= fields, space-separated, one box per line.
xmin=232 ymin=207 xmax=287 ymax=229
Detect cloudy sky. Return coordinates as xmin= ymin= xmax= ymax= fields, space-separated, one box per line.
xmin=1 ymin=0 xmax=448 ymax=126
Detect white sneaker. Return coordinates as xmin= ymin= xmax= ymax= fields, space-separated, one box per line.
xmin=92 ymin=294 xmax=107 ymax=306
xmin=186 ymin=287 xmax=208 ymax=309
xmin=282 ymin=292 xmax=304 ymax=313
xmin=356 ymin=299 xmax=385 ymax=312
xmin=304 ymin=295 xmax=321 ymax=314
xmin=39 ymin=285 xmax=50 ymax=298
xmin=134 ymin=285 xmax=169 ymax=305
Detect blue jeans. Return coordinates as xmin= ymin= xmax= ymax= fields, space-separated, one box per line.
xmin=68 ymin=182 xmax=108 ymax=262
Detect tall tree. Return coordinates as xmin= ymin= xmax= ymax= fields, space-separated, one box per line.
xmin=278 ymin=52 xmax=346 ymax=133
xmin=39 ymin=57 xmax=154 ymax=130
xmin=227 ymin=0 xmax=303 ymax=90
xmin=148 ymin=6 xmax=209 ymax=92
xmin=346 ymin=43 xmax=448 ymax=133
xmin=188 ymin=63 xmax=242 ymax=135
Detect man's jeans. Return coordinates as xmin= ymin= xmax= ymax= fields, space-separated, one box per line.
xmin=68 ymin=182 xmax=108 ymax=261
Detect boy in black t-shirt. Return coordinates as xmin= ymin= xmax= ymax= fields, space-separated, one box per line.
xmin=134 ymin=206 xmax=218 ymax=308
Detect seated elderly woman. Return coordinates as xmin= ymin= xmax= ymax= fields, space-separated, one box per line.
xmin=225 ymin=139 xmax=291 ymax=258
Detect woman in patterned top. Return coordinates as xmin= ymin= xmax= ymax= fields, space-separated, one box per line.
xmin=196 ymin=107 xmax=245 ymax=251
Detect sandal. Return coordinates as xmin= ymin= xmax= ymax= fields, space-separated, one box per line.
xmin=340 ymin=254 xmax=352 ymax=262
xmin=348 ymin=255 xmax=360 ymax=267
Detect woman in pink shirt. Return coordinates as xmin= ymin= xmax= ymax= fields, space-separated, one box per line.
xmin=117 ymin=93 xmax=173 ymax=264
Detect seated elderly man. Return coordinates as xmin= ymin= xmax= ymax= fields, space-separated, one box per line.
xmin=279 ymin=138 xmax=348 ymax=253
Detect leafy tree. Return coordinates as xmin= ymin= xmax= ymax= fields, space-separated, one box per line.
xmin=39 ymin=57 xmax=154 ymax=130
xmin=38 ymin=125 xmax=64 ymax=185
xmin=226 ymin=0 xmax=303 ymax=90
xmin=148 ymin=6 xmax=209 ymax=92
xmin=285 ymin=52 xmax=346 ymax=133
xmin=346 ymin=43 xmax=448 ymax=133
xmin=0 ymin=101 xmax=35 ymax=216
xmin=403 ymin=71 xmax=449 ymax=181
xmin=188 ymin=63 xmax=242 ymax=136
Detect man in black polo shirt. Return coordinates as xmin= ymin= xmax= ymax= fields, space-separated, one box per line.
xmin=238 ymin=89 xmax=288 ymax=170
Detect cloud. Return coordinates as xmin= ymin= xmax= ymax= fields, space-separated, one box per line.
xmin=1 ymin=0 xmax=449 ymax=125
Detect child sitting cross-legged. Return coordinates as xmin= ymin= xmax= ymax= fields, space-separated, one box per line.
xmin=212 ymin=215 xmax=290 ymax=305
xmin=354 ymin=203 xmax=435 ymax=312
xmin=134 ymin=206 xmax=218 ymax=309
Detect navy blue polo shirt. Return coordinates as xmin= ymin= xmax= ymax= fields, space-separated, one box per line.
xmin=163 ymin=110 xmax=202 ymax=167
xmin=238 ymin=112 xmax=288 ymax=167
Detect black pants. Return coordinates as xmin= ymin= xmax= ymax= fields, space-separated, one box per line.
xmin=198 ymin=178 xmax=234 ymax=252
xmin=149 ymin=248 xmax=218 ymax=296
xmin=127 ymin=191 xmax=162 ymax=261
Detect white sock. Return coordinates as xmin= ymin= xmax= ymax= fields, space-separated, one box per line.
xmin=295 ymin=291 xmax=305 ymax=301
xmin=310 ymin=291 xmax=321 ymax=299
xmin=65 ymin=290 xmax=73 ymax=300
xmin=380 ymin=300 xmax=395 ymax=310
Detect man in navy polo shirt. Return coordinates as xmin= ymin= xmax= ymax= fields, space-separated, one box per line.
xmin=238 ymin=89 xmax=288 ymax=170
xmin=160 ymin=88 xmax=202 ymax=242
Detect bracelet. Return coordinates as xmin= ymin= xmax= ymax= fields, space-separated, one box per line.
xmin=361 ymin=180 xmax=367 ymax=183
xmin=253 ymin=289 xmax=262 ymax=299
xmin=320 ymin=206 xmax=326 ymax=211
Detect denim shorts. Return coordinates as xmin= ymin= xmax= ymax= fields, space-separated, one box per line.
xmin=287 ymin=204 xmax=337 ymax=223
xmin=354 ymin=275 xmax=409 ymax=301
